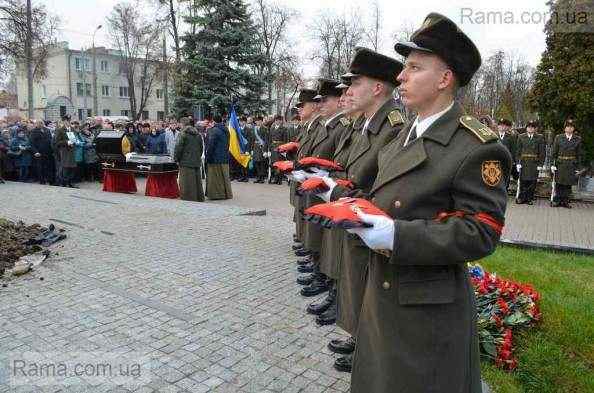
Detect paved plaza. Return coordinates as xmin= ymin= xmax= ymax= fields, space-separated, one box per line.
xmin=0 ymin=181 xmax=350 ymax=393
xmin=0 ymin=180 xmax=592 ymax=392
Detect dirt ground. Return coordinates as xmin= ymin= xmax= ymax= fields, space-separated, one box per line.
xmin=0 ymin=219 xmax=45 ymax=276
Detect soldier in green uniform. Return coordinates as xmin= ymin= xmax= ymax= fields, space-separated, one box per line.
xmin=308 ymin=78 xmax=358 ymax=320
xmin=286 ymin=107 xmax=301 ymax=142
xmin=314 ymin=13 xmax=510 ymax=392
xmin=268 ymin=115 xmax=288 ymax=184
xmin=247 ymin=116 xmax=269 ymax=183
xmin=515 ymin=120 xmax=545 ymax=204
xmin=313 ymin=48 xmax=405 ymax=371
xmin=291 ymin=89 xmax=321 ymax=256
xmin=497 ymin=118 xmax=517 ymax=189
xmin=551 ymin=118 xmax=584 ymax=208
xmin=305 ymin=79 xmax=357 ymax=325
xmin=299 ymin=79 xmax=346 ymax=297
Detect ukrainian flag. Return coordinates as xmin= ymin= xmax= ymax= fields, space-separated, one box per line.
xmin=228 ymin=106 xmax=251 ymax=168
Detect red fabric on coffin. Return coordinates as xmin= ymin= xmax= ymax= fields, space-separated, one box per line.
xmin=145 ymin=172 xmax=180 ymax=199
xmin=102 ymin=170 xmax=137 ymax=194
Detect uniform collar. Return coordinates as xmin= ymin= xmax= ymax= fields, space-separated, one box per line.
xmin=363 ymin=98 xmax=397 ymax=135
xmin=325 ymin=111 xmax=344 ymax=128
xmin=307 ymin=114 xmax=322 ymax=131
xmin=418 ymin=102 xmax=463 ymax=146
xmin=565 ymin=133 xmax=572 ymax=140
xmin=412 ymin=101 xmax=454 ymax=138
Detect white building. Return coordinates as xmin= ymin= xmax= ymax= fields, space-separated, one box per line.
xmin=16 ymin=42 xmax=169 ymax=121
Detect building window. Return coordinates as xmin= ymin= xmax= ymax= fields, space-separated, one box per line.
xmin=118 ymin=62 xmax=128 ymax=75
xmin=156 ymin=89 xmax=163 ymax=99
xmin=42 ymin=85 xmax=47 ymax=99
xmin=103 ymin=109 xmax=111 ymax=116
xmin=121 ymin=110 xmax=130 ymax=117
xmin=157 ymin=111 xmax=165 ymax=121
xmin=119 ymin=86 xmax=129 ymax=97
xmin=78 ymin=109 xmax=85 ymax=120
xmin=75 ymin=57 xmax=90 ymax=71
xmin=141 ymin=111 xmax=149 ymax=120
xmin=102 ymin=85 xmax=110 ymax=96
xmin=100 ymin=60 xmax=109 ymax=72
xmin=78 ymin=82 xmax=91 ymax=96
xmin=87 ymin=109 xmax=92 ymax=118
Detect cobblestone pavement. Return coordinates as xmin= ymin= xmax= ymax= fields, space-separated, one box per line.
xmin=0 ymin=181 xmax=351 ymax=393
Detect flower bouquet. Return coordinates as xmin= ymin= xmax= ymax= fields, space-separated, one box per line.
xmin=469 ymin=264 xmax=541 ymax=370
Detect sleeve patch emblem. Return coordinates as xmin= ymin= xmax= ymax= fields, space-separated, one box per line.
xmin=482 ymin=160 xmax=502 ymax=187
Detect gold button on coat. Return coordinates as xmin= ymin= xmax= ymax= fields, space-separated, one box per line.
xmin=382 ymin=281 xmax=391 ymax=290
xmin=394 ymin=201 xmax=401 ymax=208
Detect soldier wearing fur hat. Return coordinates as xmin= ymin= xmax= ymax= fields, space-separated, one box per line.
xmin=298 ymin=78 xmax=349 ymax=298
xmin=313 ymin=13 xmax=511 ymax=392
xmin=551 ymin=118 xmax=584 ymax=208
xmin=497 ymin=118 xmax=517 ymax=187
xmin=515 ymin=120 xmax=545 ymax=204
xmin=309 ymin=48 xmax=405 ymax=372
xmin=268 ymin=114 xmax=288 ymax=184
xmin=291 ymin=88 xmax=321 ymax=252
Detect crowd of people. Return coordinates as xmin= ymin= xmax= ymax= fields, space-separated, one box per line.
xmin=0 ymin=116 xmax=199 ymax=187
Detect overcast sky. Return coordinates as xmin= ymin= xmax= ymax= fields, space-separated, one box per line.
xmin=46 ymin=0 xmax=549 ymax=77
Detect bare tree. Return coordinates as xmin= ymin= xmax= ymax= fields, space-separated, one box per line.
xmin=251 ymin=0 xmax=296 ymax=113
xmin=108 ymin=2 xmax=164 ymax=120
xmin=0 ymin=0 xmax=60 ymax=117
xmin=363 ymin=0 xmax=381 ymax=51
xmin=391 ymin=21 xmax=416 ymax=62
xmin=310 ymin=10 xmax=364 ymax=79
xmin=460 ymin=50 xmax=534 ymax=125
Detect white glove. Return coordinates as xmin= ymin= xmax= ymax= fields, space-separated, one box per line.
xmin=346 ymin=209 xmax=395 ymax=251
xmin=516 ymin=164 xmax=522 ymax=171
xmin=537 ymin=166 xmax=543 ymax=171
xmin=550 ymin=166 xmax=557 ymax=173
xmin=286 ymin=170 xmax=307 ymax=182
xmin=575 ymin=170 xmax=580 ymax=176
xmin=318 ymin=176 xmax=337 ymax=202
xmin=250 ymin=150 xmax=254 ymax=155
xmin=67 ymin=141 xmax=74 ymax=147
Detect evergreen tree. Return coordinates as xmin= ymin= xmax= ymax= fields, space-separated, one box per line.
xmin=174 ymin=0 xmax=266 ymax=117
xmin=528 ymin=0 xmax=594 ymax=163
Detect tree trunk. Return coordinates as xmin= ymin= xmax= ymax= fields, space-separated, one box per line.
xmin=163 ymin=34 xmax=169 ymax=116
xmin=26 ymin=0 xmax=33 ymax=119
xmin=169 ymin=0 xmax=180 ymax=64
xmin=266 ymin=63 xmax=273 ymax=114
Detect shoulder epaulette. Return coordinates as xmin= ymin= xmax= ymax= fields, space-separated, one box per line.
xmin=339 ymin=117 xmax=351 ymax=127
xmin=388 ymin=110 xmax=405 ymax=127
xmin=459 ymin=116 xmax=498 ymax=143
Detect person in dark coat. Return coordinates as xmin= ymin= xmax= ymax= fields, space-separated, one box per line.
xmin=146 ymin=125 xmax=167 ymax=154
xmin=496 ymin=118 xmax=517 ymax=188
xmin=29 ymin=120 xmax=54 ymax=184
xmin=135 ymin=123 xmax=151 ymax=153
xmin=0 ymin=131 xmax=8 ymax=183
xmin=174 ymin=117 xmax=205 ymax=202
xmin=9 ymin=127 xmax=34 ymax=182
xmin=551 ymin=118 xmax=584 ymax=208
xmin=53 ymin=118 xmax=77 ymax=188
xmin=267 ymin=115 xmax=288 ymax=184
xmin=248 ymin=116 xmax=269 ymax=183
xmin=205 ymin=114 xmax=233 ymax=200
xmin=515 ymin=120 xmax=545 ymax=204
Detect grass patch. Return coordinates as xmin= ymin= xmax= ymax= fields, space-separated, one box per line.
xmin=479 ymin=246 xmax=594 ymax=393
